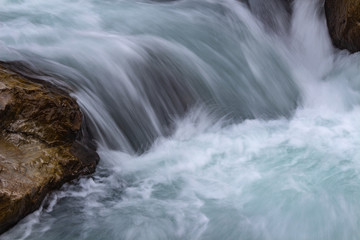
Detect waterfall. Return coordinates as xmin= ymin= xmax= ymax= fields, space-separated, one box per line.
xmin=2 ymin=0 xmax=360 ymax=239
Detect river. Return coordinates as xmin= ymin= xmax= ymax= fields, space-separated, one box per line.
xmin=1 ymin=0 xmax=360 ymax=239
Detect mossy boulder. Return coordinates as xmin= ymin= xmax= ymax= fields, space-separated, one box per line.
xmin=325 ymin=0 xmax=360 ymax=52
xmin=0 ymin=63 xmax=99 ymax=234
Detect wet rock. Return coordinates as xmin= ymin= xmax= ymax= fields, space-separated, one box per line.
xmin=0 ymin=63 xmax=99 ymax=234
xmin=325 ymin=0 xmax=360 ymax=52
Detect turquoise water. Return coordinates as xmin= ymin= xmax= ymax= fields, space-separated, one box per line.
xmin=1 ymin=0 xmax=360 ymax=239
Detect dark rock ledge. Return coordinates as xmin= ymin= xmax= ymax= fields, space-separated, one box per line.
xmin=0 ymin=62 xmax=99 ymax=234
xmin=325 ymin=0 xmax=360 ymax=53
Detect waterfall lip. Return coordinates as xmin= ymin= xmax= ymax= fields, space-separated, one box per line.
xmin=0 ymin=0 xmax=303 ymax=152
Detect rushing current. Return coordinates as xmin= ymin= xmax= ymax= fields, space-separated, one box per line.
xmin=1 ymin=0 xmax=360 ymax=239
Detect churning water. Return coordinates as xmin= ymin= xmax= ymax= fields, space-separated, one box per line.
xmin=1 ymin=0 xmax=360 ymax=239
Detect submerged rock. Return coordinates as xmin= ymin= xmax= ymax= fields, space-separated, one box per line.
xmin=242 ymin=0 xmax=293 ymax=33
xmin=0 ymin=63 xmax=99 ymax=234
xmin=325 ymin=0 xmax=360 ymax=52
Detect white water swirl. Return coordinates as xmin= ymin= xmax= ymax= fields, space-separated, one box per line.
xmin=1 ymin=0 xmax=360 ymax=239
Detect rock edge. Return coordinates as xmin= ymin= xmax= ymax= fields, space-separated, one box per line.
xmin=325 ymin=0 xmax=360 ymax=52
xmin=0 ymin=62 xmax=99 ymax=234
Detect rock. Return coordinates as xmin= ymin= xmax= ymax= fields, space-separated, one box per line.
xmin=325 ymin=0 xmax=360 ymax=52
xmin=0 ymin=62 xmax=99 ymax=234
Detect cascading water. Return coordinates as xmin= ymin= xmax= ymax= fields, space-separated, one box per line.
xmin=1 ymin=0 xmax=360 ymax=239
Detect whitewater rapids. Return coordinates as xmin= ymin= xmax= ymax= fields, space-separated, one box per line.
xmin=1 ymin=0 xmax=360 ymax=239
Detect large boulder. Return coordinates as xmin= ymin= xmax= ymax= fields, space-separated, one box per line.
xmin=325 ymin=0 xmax=360 ymax=52
xmin=0 ymin=63 xmax=99 ymax=234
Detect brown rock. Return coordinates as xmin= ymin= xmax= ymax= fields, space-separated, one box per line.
xmin=0 ymin=63 xmax=99 ymax=234
xmin=325 ymin=0 xmax=360 ymax=52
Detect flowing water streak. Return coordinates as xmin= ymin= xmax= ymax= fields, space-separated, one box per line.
xmin=1 ymin=0 xmax=360 ymax=239
xmin=0 ymin=0 xmax=301 ymax=151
